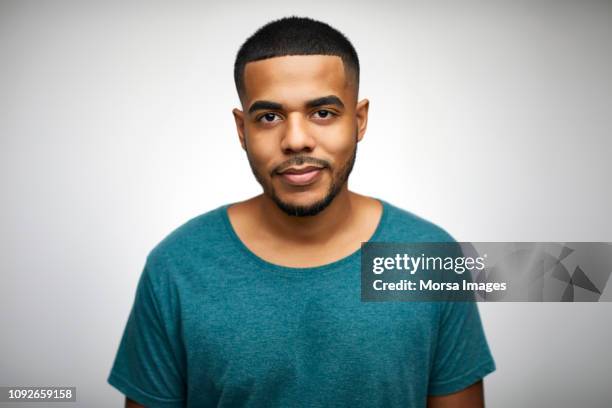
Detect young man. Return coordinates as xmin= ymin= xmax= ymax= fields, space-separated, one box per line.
xmin=108 ymin=16 xmax=495 ymax=408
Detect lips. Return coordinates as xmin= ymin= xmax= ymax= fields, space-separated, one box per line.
xmin=278 ymin=166 xmax=324 ymax=186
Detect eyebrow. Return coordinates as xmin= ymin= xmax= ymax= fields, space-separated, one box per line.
xmin=305 ymin=95 xmax=345 ymax=110
xmin=247 ymin=100 xmax=283 ymax=115
xmin=247 ymin=95 xmax=345 ymax=115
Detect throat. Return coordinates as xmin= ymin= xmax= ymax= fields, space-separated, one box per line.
xmin=226 ymin=191 xmax=383 ymax=268
xmin=257 ymin=190 xmax=355 ymax=245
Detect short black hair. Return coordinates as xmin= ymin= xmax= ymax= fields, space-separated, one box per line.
xmin=234 ymin=16 xmax=360 ymax=101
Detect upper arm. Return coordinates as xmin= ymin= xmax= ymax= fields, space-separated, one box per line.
xmin=107 ymin=255 xmax=187 ymax=407
xmin=427 ymin=379 xmax=484 ymax=408
xmin=126 ymin=397 xmax=146 ymax=408
xmin=427 ymin=299 xmax=495 ymax=397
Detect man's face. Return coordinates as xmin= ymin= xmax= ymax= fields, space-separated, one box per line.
xmin=233 ymin=55 xmax=369 ymax=216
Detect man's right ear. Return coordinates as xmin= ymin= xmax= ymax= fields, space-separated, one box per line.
xmin=232 ymin=108 xmax=247 ymax=151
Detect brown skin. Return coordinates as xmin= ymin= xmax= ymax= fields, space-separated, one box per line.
xmin=125 ymin=398 xmax=143 ymax=408
xmin=230 ymin=55 xmax=379 ymax=266
xmin=427 ymin=380 xmax=485 ymax=407
xmin=123 ymin=54 xmax=485 ymax=407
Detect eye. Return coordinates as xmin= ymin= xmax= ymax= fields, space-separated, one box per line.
xmin=258 ymin=112 xmax=282 ymax=124
xmin=312 ymin=110 xmax=336 ymax=120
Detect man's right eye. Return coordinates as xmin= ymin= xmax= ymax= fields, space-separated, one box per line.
xmin=258 ymin=113 xmax=281 ymax=123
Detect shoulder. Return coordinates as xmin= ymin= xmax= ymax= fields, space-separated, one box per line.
xmin=378 ymin=199 xmax=456 ymax=243
xmin=145 ymin=204 xmax=230 ymax=271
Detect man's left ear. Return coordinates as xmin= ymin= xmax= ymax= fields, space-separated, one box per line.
xmin=355 ymin=98 xmax=369 ymax=142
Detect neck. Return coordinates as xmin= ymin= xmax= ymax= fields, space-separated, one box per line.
xmin=255 ymin=187 xmax=356 ymax=245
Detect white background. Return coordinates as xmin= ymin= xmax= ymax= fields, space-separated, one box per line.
xmin=1 ymin=1 xmax=611 ymax=406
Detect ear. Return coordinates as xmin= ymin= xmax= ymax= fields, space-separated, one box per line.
xmin=232 ymin=108 xmax=247 ymax=151
xmin=355 ymin=98 xmax=369 ymax=143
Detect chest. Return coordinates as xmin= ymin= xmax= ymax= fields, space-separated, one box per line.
xmin=180 ymin=272 xmax=438 ymax=394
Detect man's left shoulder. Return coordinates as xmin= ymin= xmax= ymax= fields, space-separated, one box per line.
xmin=379 ymin=199 xmax=456 ymax=243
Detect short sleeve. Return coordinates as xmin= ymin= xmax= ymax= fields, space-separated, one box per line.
xmin=427 ymin=300 xmax=496 ymax=396
xmin=107 ymin=254 xmax=187 ymax=407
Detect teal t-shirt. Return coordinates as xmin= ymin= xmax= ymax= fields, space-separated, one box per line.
xmin=108 ymin=199 xmax=495 ymax=407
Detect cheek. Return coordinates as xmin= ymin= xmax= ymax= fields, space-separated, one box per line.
xmin=317 ymin=123 xmax=356 ymax=160
xmin=245 ymin=132 xmax=279 ymax=168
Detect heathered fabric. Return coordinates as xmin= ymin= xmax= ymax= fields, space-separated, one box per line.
xmin=108 ymin=199 xmax=495 ymax=407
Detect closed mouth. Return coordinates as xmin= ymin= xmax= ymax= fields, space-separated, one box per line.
xmin=277 ymin=166 xmax=324 ymax=186
xmin=278 ymin=165 xmax=324 ymax=175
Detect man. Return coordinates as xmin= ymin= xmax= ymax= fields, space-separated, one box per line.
xmin=108 ymin=16 xmax=495 ymax=408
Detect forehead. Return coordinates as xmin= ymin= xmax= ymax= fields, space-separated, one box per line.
xmin=242 ymin=55 xmax=351 ymax=107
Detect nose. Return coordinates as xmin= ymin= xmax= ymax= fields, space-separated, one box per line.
xmin=280 ymin=112 xmax=317 ymax=154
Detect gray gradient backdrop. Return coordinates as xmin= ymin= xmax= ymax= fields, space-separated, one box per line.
xmin=1 ymin=1 xmax=611 ymax=407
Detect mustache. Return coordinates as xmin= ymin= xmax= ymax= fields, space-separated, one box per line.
xmin=273 ymin=155 xmax=330 ymax=175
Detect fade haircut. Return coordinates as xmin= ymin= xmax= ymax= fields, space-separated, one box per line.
xmin=234 ymin=16 xmax=360 ymax=102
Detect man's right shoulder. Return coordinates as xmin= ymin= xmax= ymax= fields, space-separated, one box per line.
xmin=146 ymin=204 xmax=230 ymax=266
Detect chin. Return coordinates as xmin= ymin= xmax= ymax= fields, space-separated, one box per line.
xmin=270 ymin=190 xmax=336 ymax=217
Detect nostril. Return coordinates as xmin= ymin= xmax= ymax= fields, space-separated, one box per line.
xmin=280 ymin=133 xmax=316 ymax=153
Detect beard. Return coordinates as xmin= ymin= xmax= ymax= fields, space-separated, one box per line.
xmin=246 ymin=141 xmax=358 ymax=217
